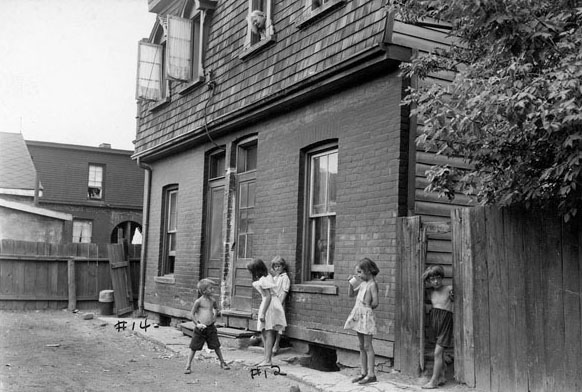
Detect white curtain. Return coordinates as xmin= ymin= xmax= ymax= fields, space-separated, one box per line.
xmin=167 ymin=15 xmax=193 ymax=81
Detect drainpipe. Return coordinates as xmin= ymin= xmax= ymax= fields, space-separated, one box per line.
xmin=137 ymin=156 xmax=152 ymax=317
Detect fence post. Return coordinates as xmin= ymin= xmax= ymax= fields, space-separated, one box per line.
xmin=68 ymin=258 xmax=76 ymax=311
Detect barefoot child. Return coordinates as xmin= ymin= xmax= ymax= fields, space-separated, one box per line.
xmin=271 ymin=256 xmax=290 ymax=355
xmin=344 ymin=257 xmax=380 ymax=385
xmin=247 ymin=258 xmax=287 ymax=366
xmin=185 ymin=278 xmax=230 ymax=374
xmin=421 ymin=265 xmax=454 ymax=389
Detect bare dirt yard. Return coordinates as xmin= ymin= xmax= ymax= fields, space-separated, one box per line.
xmin=0 ymin=310 xmax=316 ymax=392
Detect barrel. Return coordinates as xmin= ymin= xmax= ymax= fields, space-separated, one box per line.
xmin=98 ymin=290 xmax=114 ymax=315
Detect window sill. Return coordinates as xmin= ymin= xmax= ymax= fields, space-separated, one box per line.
xmin=149 ymin=96 xmax=170 ymax=112
xmin=291 ymin=283 xmax=338 ymax=295
xmin=154 ymin=275 xmax=175 ymax=285
xmin=295 ymin=0 xmax=346 ymax=29
xmin=178 ymin=76 xmax=206 ymax=96
xmin=238 ymin=35 xmax=277 ymax=61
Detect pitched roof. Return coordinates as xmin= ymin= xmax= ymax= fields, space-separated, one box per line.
xmin=0 ymin=132 xmax=39 ymax=194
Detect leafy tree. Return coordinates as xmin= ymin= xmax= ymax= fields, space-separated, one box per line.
xmin=391 ymin=0 xmax=582 ymax=220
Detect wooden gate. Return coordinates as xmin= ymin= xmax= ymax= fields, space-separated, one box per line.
xmin=395 ymin=216 xmax=452 ymax=376
xmin=107 ymin=244 xmax=134 ymax=316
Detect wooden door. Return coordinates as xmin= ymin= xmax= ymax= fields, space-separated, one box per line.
xmin=204 ymin=182 xmax=224 ymax=282
xmin=107 ymin=244 xmax=134 ymax=316
xmin=230 ymin=172 xmax=255 ymax=312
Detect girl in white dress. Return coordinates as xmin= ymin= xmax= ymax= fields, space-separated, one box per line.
xmin=247 ymin=258 xmax=287 ymax=366
xmin=271 ymin=256 xmax=291 ymax=354
xmin=344 ymin=257 xmax=380 ymax=385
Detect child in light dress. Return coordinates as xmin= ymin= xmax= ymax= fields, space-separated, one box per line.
xmin=344 ymin=257 xmax=379 ymax=385
xmin=421 ymin=265 xmax=454 ymax=389
xmin=271 ymin=256 xmax=290 ymax=354
xmin=247 ymin=258 xmax=287 ymax=366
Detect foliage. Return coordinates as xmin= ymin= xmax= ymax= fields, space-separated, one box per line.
xmin=390 ymin=0 xmax=582 ymax=221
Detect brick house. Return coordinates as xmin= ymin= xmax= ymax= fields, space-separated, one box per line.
xmin=134 ymin=0 xmax=464 ymax=362
xmin=25 ymin=140 xmax=144 ymax=246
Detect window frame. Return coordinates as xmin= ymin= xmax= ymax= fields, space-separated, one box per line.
xmin=136 ymin=20 xmax=170 ymax=109
xmin=72 ymin=219 xmax=93 ymax=243
xmin=87 ymin=164 xmax=105 ymax=200
xmin=235 ymin=138 xmax=258 ymax=259
xmin=238 ymin=0 xmax=276 ymax=60
xmin=303 ymin=145 xmax=338 ymax=281
xmin=160 ymin=185 xmax=179 ymax=276
xmin=295 ymin=0 xmax=346 ymax=29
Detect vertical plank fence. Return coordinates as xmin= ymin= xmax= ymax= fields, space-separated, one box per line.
xmin=0 ymin=240 xmax=140 ymax=311
xmin=453 ymin=206 xmax=582 ymax=392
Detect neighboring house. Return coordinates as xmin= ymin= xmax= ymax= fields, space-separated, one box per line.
xmin=0 ymin=132 xmax=72 ymax=242
xmin=133 ymin=0 xmax=468 ymax=361
xmin=24 ymin=140 xmax=145 ymax=246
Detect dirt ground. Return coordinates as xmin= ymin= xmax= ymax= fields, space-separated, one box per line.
xmin=0 ymin=310 xmax=317 ymax=392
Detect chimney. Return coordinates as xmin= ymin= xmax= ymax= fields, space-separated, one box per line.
xmin=99 ymin=143 xmax=111 ymax=149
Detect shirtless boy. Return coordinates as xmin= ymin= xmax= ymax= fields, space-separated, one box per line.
xmin=422 ymin=265 xmax=453 ymax=389
xmin=185 ymin=278 xmax=230 ymax=374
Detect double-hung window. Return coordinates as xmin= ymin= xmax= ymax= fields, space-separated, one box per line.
xmin=88 ymin=164 xmax=104 ymax=200
xmin=161 ymin=185 xmax=178 ymax=275
xmin=305 ymin=147 xmax=337 ymax=280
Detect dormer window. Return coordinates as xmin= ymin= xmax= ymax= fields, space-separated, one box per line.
xmin=238 ymin=0 xmax=275 ymax=59
xmin=295 ymin=0 xmax=345 ymax=29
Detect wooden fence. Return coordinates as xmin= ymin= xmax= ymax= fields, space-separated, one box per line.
xmin=453 ymin=207 xmax=582 ymax=392
xmin=394 ymin=217 xmax=452 ymax=376
xmin=0 ymin=240 xmax=140 ymax=311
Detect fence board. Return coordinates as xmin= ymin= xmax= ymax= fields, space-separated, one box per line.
xmin=107 ymin=244 xmax=134 ymax=316
xmin=470 ymin=207 xmax=490 ymax=391
xmin=542 ymin=215 xmax=566 ymax=392
xmin=504 ymin=210 xmax=528 ymax=392
xmin=562 ymin=224 xmax=582 ymax=391
xmin=395 ymin=216 xmax=423 ymax=375
xmin=451 ymin=209 xmax=465 ymax=383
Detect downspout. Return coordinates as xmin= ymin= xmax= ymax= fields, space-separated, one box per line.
xmin=137 ymin=156 xmax=152 ymax=317
xmin=136 ymin=98 xmax=152 ymax=316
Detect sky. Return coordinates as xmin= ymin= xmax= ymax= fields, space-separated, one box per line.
xmin=0 ymin=0 xmax=157 ymax=151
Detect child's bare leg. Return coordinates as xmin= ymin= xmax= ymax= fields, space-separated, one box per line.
xmin=358 ymin=333 xmax=368 ymax=376
xmin=273 ymin=332 xmax=281 ymax=354
xmin=363 ymin=334 xmax=376 ymax=377
xmin=185 ymin=349 xmax=196 ymax=374
xmin=257 ymin=330 xmax=275 ymax=366
xmin=422 ymin=344 xmax=444 ymax=389
xmin=214 ymin=348 xmax=230 ymax=370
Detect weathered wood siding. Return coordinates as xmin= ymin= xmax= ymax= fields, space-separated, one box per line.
xmin=135 ymin=0 xmax=388 ymax=154
xmin=0 ymin=240 xmax=140 ymax=310
xmin=453 ymin=207 xmax=582 ymax=392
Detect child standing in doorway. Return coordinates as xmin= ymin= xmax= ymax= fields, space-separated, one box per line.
xmin=421 ymin=265 xmax=454 ymax=389
xmin=344 ymin=257 xmax=380 ymax=385
xmin=184 ymin=278 xmax=230 ymax=374
xmin=247 ymin=258 xmax=287 ymax=366
xmin=271 ymin=256 xmax=291 ymax=355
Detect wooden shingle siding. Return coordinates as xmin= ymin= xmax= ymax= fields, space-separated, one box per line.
xmin=135 ymin=0 xmax=389 ymax=155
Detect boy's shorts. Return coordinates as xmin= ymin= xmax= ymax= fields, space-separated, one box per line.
xmin=190 ymin=323 xmax=221 ymax=351
xmin=430 ymin=308 xmax=453 ymax=348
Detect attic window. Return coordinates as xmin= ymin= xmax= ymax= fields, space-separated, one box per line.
xmin=295 ymin=0 xmax=345 ymax=29
xmin=88 ymin=164 xmax=104 ymax=200
xmin=238 ymin=0 xmax=276 ymax=60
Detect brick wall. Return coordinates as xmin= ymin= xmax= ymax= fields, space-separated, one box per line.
xmin=144 ymin=71 xmax=408 ymax=351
